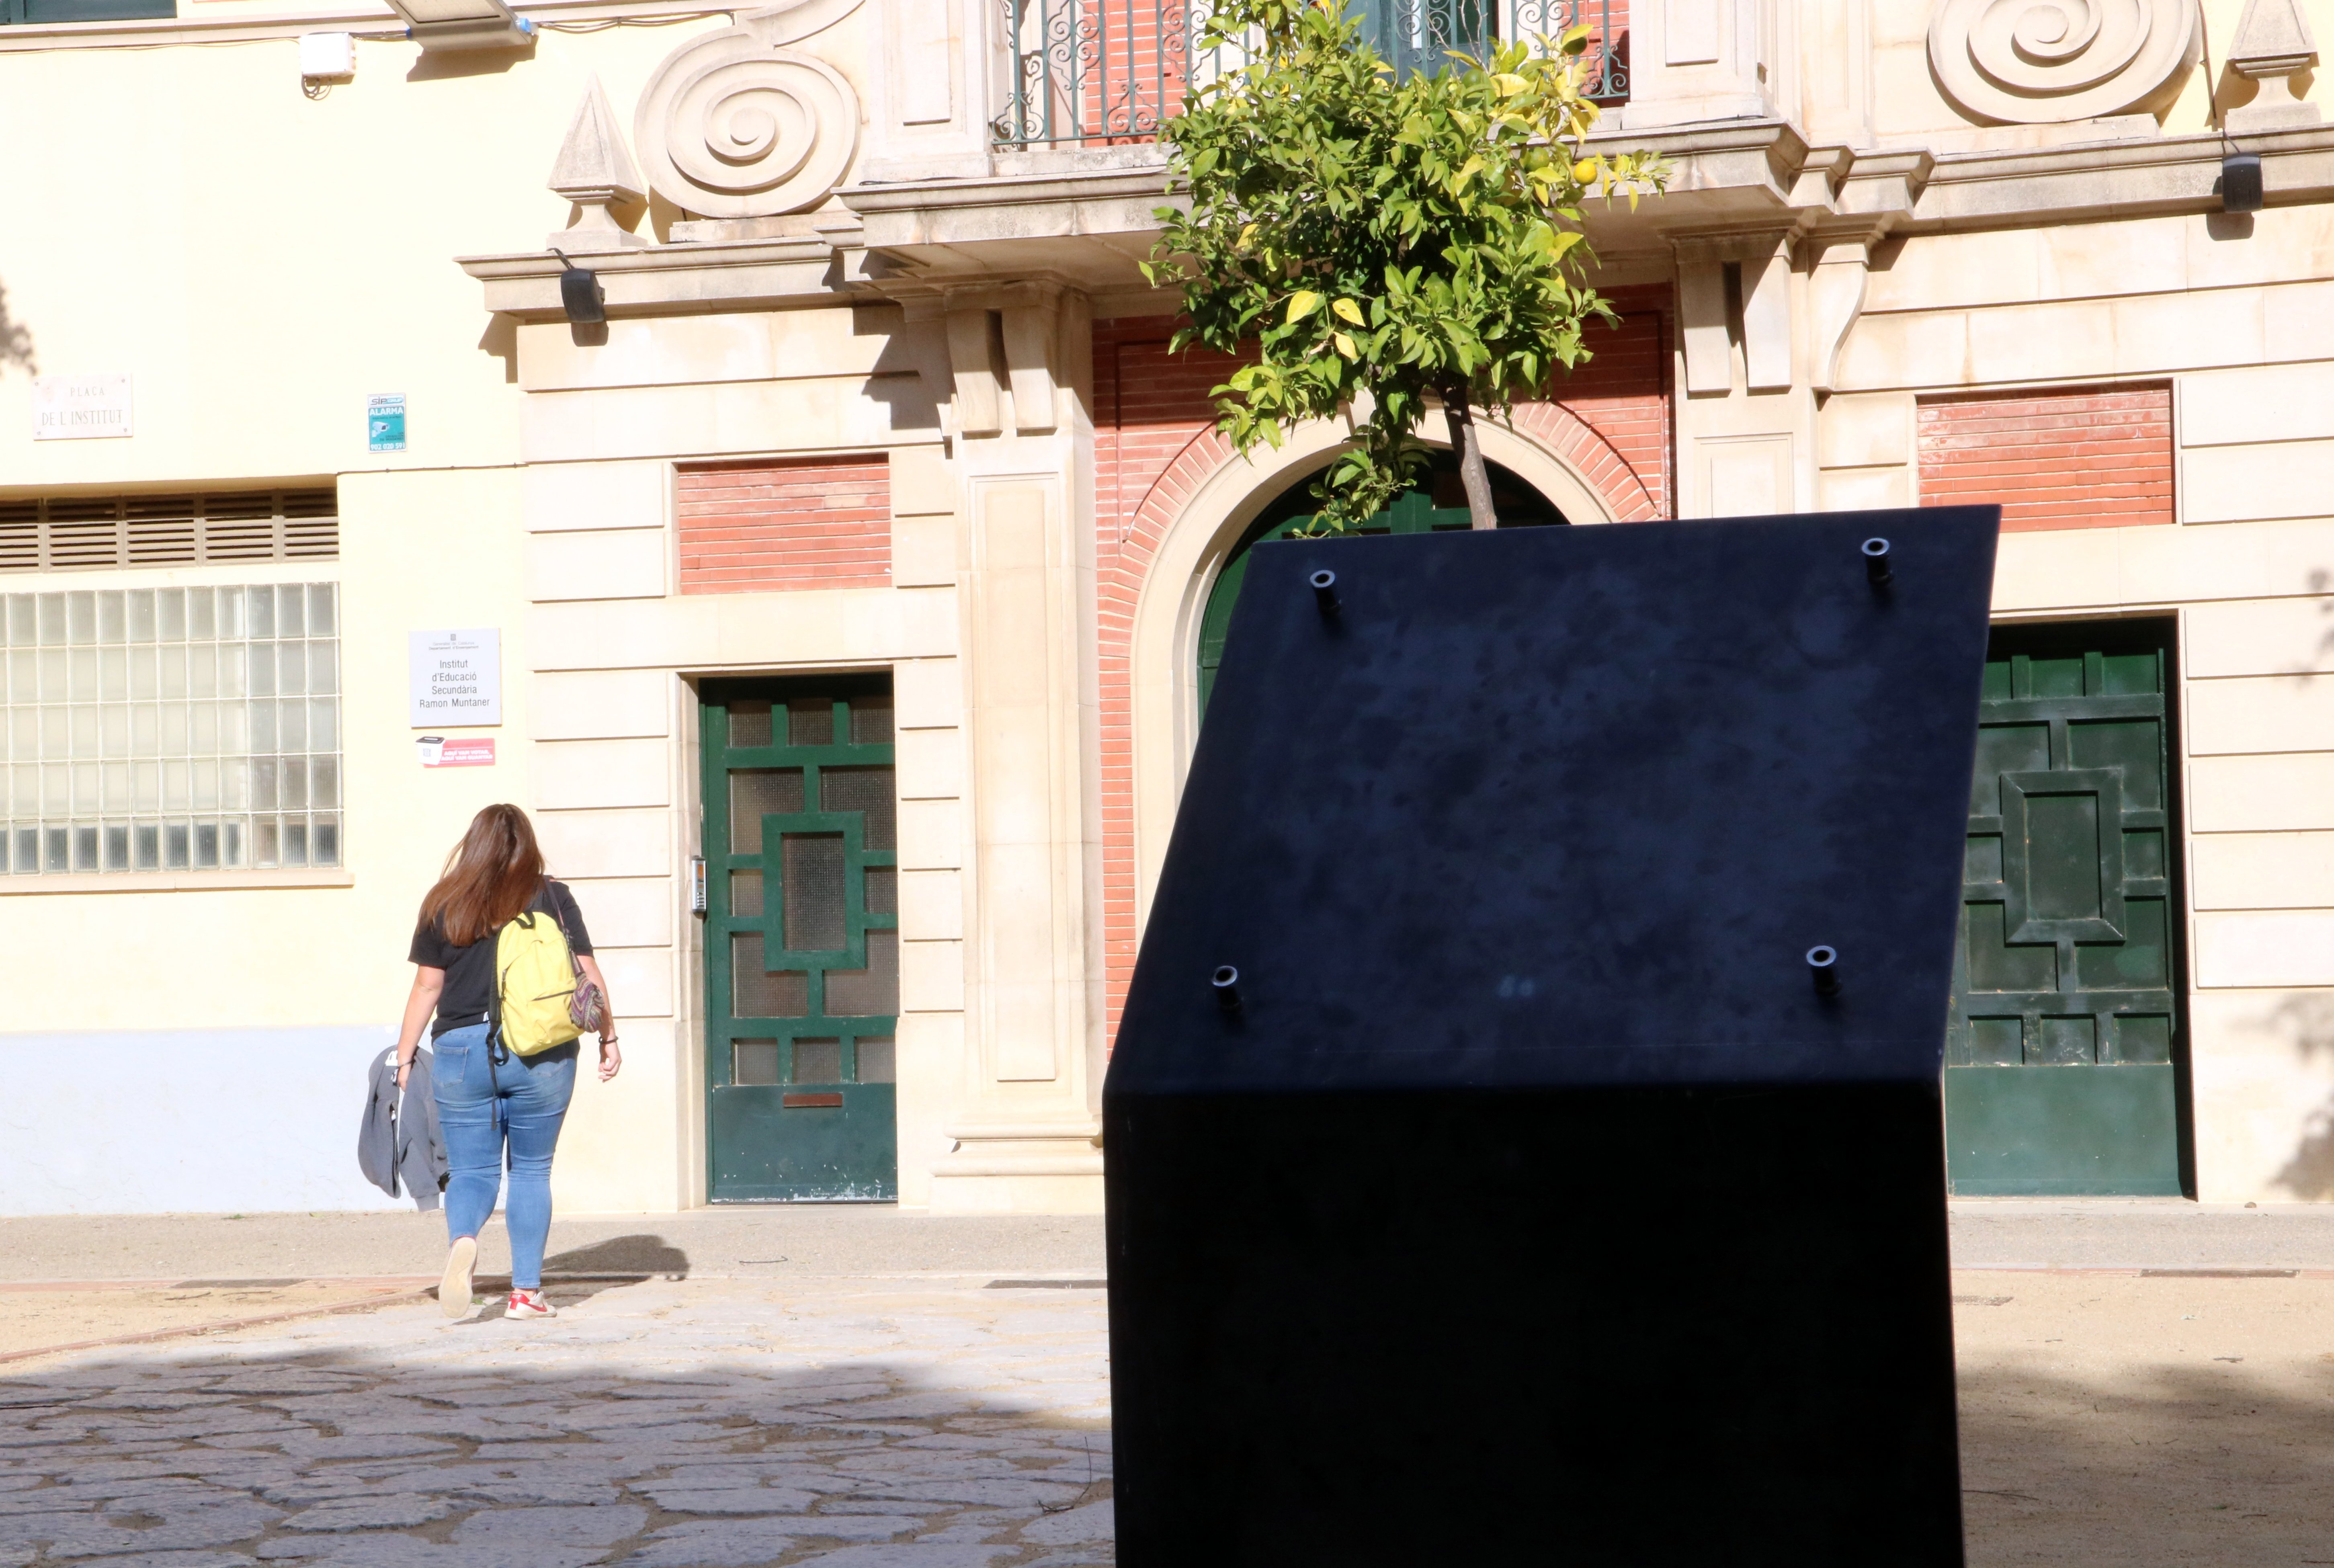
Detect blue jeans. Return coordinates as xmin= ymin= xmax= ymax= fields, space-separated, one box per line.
xmin=431 ymin=1023 xmax=577 ymax=1290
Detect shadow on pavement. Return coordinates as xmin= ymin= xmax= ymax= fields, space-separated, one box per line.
xmin=1957 ymin=1359 xmax=2334 ymax=1566
xmin=0 ymin=1323 xmax=1115 ymax=1567
xmin=459 ymin=1235 xmax=699 ymax=1310
xmin=543 ymin=1236 xmax=693 ymax=1279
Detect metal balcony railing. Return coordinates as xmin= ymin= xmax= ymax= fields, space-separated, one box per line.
xmin=991 ymin=0 xmax=1627 ymax=149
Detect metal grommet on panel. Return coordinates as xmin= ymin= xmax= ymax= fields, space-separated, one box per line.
xmin=1309 ymin=569 xmax=1340 ymax=617
xmin=1806 ymin=945 xmax=1841 ymax=997
xmin=1212 ymin=965 xmax=1243 ymax=1013
xmin=1862 ymin=538 xmax=1893 ymax=586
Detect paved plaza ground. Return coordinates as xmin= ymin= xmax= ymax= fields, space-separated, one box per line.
xmin=0 ymin=1203 xmax=2329 ymax=1566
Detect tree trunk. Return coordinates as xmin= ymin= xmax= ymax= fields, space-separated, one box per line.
xmin=1443 ymin=381 xmax=1498 ymax=531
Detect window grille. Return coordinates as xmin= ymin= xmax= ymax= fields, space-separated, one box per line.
xmin=0 ymin=489 xmax=338 ymax=574
xmin=991 ymin=0 xmax=1625 ymax=148
xmin=2 ymin=584 xmax=343 ymax=876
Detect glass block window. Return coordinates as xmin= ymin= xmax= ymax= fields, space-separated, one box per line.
xmin=1 ymin=584 xmax=342 ymax=875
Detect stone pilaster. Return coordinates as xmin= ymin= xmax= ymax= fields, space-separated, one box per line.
xmin=915 ymin=284 xmax=1107 ymax=1211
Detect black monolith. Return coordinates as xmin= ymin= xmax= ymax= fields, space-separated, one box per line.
xmin=1104 ymin=507 xmax=2000 ymax=1567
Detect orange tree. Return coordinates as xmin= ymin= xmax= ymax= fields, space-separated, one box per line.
xmin=1147 ymin=0 xmax=1664 ymax=530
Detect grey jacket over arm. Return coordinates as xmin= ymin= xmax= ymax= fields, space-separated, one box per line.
xmin=358 ymin=1046 xmax=447 ymax=1210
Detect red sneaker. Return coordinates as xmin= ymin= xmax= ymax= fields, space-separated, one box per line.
xmin=504 ymin=1287 xmax=557 ymax=1320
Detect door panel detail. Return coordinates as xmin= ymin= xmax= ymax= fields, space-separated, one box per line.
xmin=703 ymin=677 xmax=899 ymax=1202
xmin=1946 ymin=629 xmax=2184 ymax=1196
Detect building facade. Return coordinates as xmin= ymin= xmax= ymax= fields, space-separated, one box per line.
xmin=5 ymin=0 xmax=2334 ymax=1213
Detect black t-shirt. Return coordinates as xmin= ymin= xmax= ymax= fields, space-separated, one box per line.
xmin=409 ymin=880 xmax=594 ymax=1039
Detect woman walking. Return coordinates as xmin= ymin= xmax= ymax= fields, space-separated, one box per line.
xmin=392 ymin=804 xmax=620 ymax=1320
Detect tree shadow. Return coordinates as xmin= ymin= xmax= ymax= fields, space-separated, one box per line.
xmin=0 ymin=1310 xmax=1114 ymax=1566
xmin=2264 ymin=993 xmax=2334 ymax=1200
xmin=0 ymin=280 xmax=35 ymax=376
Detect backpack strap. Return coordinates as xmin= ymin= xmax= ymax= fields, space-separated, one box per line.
xmin=541 ymin=878 xmax=574 ymax=943
xmin=485 ymin=931 xmax=506 ymax=1066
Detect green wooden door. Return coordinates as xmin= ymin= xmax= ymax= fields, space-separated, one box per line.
xmin=1200 ymin=457 xmax=1565 ymax=707
xmin=702 ymin=677 xmax=900 ymax=1201
xmin=1946 ymin=623 xmax=2186 ymax=1196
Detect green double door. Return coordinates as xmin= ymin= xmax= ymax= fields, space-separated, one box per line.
xmin=701 ymin=677 xmax=900 ymax=1201
xmin=1946 ymin=622 xmax=2186 ymax=1195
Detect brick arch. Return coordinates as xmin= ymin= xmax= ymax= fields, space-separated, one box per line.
xmin=1092 ymin=293 xmax=1672 ymax=1040
xmin=1507 ymin=400 xmax=1663 ymax=521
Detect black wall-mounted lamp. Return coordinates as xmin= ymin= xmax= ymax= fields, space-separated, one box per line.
xmin=2222 ymin=151 xmax=2264 ymax=214
xmin=550 ymin=249 xmax=606 ymax=326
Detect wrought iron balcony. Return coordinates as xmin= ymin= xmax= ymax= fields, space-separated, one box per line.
xmin=992 ymin=0 xmax=1628 ymax=150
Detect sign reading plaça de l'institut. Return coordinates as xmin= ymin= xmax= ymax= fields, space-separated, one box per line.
xmin=33 ymin=375 xmax=133 ymax=440
xmin=409 ymin=629 xmax=501 ymax=726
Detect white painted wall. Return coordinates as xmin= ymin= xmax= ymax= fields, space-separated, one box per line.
xmin=0 ymin=1027 xmax=407 ymax=1216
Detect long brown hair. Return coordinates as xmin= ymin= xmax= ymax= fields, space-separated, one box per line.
xmin=420 ymin=804 xmax=545 ymax=946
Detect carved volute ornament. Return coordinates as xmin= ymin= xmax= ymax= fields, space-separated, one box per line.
xmin=1928 ymin=0 xmax=2198 ymax=124
xmin=634 ymin=0 xmax=864 ymax=219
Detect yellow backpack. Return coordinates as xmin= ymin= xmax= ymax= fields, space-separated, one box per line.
xmin=490 ymin=906 xmax=585 ymax=1058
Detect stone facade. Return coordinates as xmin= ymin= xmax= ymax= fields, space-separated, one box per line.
xmin=4 ymin=0 xmax=2334 ymax=1212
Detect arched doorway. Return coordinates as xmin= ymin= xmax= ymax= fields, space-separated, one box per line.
xmin=1197 ymin=451 xmax=1569 ymax=707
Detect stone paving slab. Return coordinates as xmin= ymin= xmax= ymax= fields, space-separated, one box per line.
xmin=6 ymin=1266 xmax=2332 ymax=1565
xmin=0 ymin=1278 xmax=1112 ymax=1568
xmin=0 ymin=1286 xmax=427 ymax=1366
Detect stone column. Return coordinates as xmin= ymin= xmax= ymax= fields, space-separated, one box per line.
xmin=918 ymin=283 xmax=1108 ymax=1211
xmin=1669 ymin=226 xmax=1810 ymax=517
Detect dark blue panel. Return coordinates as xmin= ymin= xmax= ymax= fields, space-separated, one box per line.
xmin=1111 ymin=508 xmax=1999 ymax=1093
xmin=1104 ymin=506 xmax=1997 ymax=1568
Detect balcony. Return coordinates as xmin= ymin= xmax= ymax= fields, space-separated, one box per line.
xmin=990 ymin=0 xmax=1629 ymax=149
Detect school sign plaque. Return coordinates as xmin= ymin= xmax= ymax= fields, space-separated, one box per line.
xmin=408 ymin=628 xmax=502 ymax=727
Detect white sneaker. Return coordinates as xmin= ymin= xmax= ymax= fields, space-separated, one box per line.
xmin=504 ymin=1287 xmax=557 ymax=1320
xmin=439 ymin=1236 xmax=478 ymax=1319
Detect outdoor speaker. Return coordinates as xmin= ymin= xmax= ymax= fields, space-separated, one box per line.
xmin=2223 ymin=150 xmax=2264 ymax=214
xmin=558 ymin=264 xmax=606 ymax=326
xmin=1104 ymin=506 xmax=2002 ymax=1567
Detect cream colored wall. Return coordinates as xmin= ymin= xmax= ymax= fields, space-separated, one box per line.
xmin=0 ymin=22 xmax=741 ymax=1213
xmin=0 ymin=23 xmax=722 ymax=487
xmin=1819 ymin=202 xmax=2334 ymax=1201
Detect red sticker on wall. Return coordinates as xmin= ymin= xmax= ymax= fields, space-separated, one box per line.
xmin=418 ymin=736 xmax=496 ymax=768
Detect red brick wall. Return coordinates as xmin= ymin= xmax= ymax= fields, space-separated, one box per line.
xmin=1092 ymin=285 xmax=1672 ymax=1043
xmin=676 ymin=457 xmax=891 ymax=594
xmin=1917 ymin=386 xmax=2174 ymax=533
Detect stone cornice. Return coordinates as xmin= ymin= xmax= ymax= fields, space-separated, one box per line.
xmin=456 ymin=234 xmax=844 ymax=320
xmin=840 ymin=167 xmax=1177 ymax=290
xmin=455 ymin=112 xmax=2334 ymax=321
xmin=1907 ymin=120 xmax=2334 ymax=229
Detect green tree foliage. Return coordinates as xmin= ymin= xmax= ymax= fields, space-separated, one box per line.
xmin=1146 ymin=0 xmax=1665 ymax=531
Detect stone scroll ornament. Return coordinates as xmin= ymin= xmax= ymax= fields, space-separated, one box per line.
xmin=1928 ymin=0 xmax=2198 ymax=123
xmin=635 ymin=0 xmax=865 ymax=219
